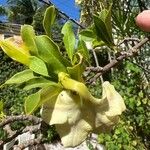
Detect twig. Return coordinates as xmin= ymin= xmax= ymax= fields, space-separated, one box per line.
xmin=118 ymin=37 xmax=140 ymax=46
xmin=86 ymin=66 xmax=103 ymax=72
xmin=87 ymin=37 xmax=150 ymax=83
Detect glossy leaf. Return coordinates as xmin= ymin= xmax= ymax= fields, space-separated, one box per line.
xmin=0 ymin=36 xmax=30 ymax=65
xmin=61 ymin=22 xmax=76 ymax=62
xmin=4 ymin=69 xmax=34 ymax=85
xmin=21 ymin=25 xmax=37 ymax=55
xmin=43 ymin=6 xmax=56 ymax=37
xmin=29 ymin=56 xmax=49 ymax=77
xmin=34 ymin=35 xmax=70 ymax=74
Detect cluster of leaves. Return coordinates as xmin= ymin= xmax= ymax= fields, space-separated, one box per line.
xmin=0 ymin=5 xmax=126 ymax=148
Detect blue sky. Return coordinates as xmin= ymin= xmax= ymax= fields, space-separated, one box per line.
xmin=0 ymin=0 xmax=80 ymax=20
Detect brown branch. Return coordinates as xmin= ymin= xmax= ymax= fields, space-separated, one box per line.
xmin=118 ymin=37 xmax=140 ymax=46
xmin=87 ymin=37 xmax=150 ymax=83
xmin=0 ymin=115 xmax=42 ymax=127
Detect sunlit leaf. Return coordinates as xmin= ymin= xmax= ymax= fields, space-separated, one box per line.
xmin=21 ymin=25 xmax=38 ymax=55
xmin=43 ymin=6 xmax=56 ymax=37
xmin=22 ymin=77 xmax=57 ymax=90
xmin=4 ymin=69 xmax=34 ymax=85
xmin=34 ymin=35 xmax=70 ymax=75
xmin=25 ymin=85 xmax=62 ymax=114
xmin=67 ymin=53 xmax=85 ymax=81
xmin=62 ymin=21 xmax=76 ymax=62
xmin=0 ymin=36 xmax=30 ymax=65
xmin=25 ymin=91 xmax=41 ymax=114
xmin=29 ymin=56 xmax=49 ymax=77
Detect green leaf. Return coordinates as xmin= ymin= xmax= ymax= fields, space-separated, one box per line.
xmin=21 ymin=25 xmax=38 ymax=55
xmin=25 ymin=92 xmax=41 ymax=114
xmin=79 ymin=29 xmax=96 ymax=41
xmin=67 ymin=53 xmax=85 ymax=81
xmin=25 ymin=85 xmax=62 ymax=114
xmin=93 ymin=5 xmax=114 ymax=46
xmin=61 ymin=22 xmax=76 ymax=62
xmin=22 ymin=77 xmax=57 ymax=90
xmin=0 ymin=37 xmax=30 ymax=65
xmin=29 ymin=56 xmax=49 ymax=77
xmin=103 ymin=5 xmax=113 ymax=40
xmin=4 ymin=69 xmax=34 ymax=85
xmin=43 ymin=6 xmax=56 ymax=37
xmin=94 ymin=15 xmax=113 ymax=46
xmin=77 ymin=40 xmax=90 ymax=63
xmin=34 ymin=35 xmax=70 ymax=75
